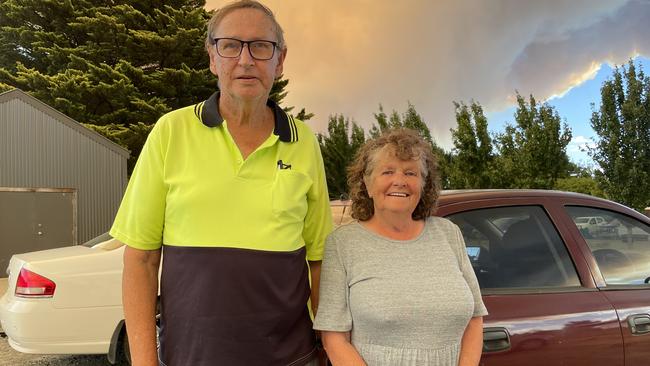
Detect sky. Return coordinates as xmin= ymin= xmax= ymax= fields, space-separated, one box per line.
xmin=204 ymin=0 xmax=650 ymax=165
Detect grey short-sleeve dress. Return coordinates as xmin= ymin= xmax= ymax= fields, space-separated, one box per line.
xmin=313 ymin=217 xmax=488 ymax=366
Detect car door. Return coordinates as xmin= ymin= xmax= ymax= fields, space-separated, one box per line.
xmin=438 ymin=197 xmax=624 ymax=366
xmin=563 ymin=205 xmax=650 ymax=366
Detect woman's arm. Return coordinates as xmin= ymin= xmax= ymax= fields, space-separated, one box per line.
xmin=321 ymin=331 xmax=367 ymax=366
xmin=309 ymin=260 xmax=322 ymax=316
xmin=458 ymin=316 xmax=484 ymax=366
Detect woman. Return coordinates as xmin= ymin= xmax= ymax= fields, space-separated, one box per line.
xmin=314 ymin=129 xmax=486 ymax=366
xmin=111 ymin=1 xmax=332 ymax=365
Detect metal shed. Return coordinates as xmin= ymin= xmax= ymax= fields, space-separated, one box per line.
xmin=0 ymin=89 xmax=129 ymax=272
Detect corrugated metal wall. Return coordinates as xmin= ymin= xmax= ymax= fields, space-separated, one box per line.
xmin=0 ymin=90 xmax=129 ymax=244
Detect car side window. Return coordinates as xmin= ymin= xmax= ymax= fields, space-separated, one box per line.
xmin=566 ymin=206 xmax=650 ymax=286
xmin=447 ymin=206 xmax=581 ymax=289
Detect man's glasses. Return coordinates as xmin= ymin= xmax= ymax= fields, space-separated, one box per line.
xmin=213 ymin=38 xmax=277 ymax=61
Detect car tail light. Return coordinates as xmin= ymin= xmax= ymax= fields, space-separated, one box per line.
xmin=15 ymin=267 xmax=56 ymax=298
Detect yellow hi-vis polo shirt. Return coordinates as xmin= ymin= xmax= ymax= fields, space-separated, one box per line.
xmin=110 ymin=92 xmax=333 ymax=366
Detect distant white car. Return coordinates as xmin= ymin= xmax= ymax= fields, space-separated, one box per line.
xmin=0 ymin=233 xmax=133 ymax=364
xmin=574 ymin=216 xmax=607 ymax=229
xmin=574 ymin=216 xmax=617 ymax=237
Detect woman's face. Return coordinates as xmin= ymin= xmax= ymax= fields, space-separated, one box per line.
xmin=209 ymin=8 xmax=285 ymax=103
xmin=365 ymin=149 xmax=423 ymax=220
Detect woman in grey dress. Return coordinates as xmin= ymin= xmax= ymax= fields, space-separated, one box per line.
xmin=313 ymin=128 xmax=487 ymax=366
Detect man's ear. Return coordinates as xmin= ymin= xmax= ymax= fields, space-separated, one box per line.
xmin=275 ymin=47 xmax=287 ymax=78
xmin=208 ymin=47 xmax=219 ymax=77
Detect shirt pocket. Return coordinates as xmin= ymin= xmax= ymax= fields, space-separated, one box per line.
xmin=272 ymin=170 xmax=312 ymax=222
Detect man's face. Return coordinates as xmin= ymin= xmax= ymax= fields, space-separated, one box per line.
xmin=208 ymin=8 xmax=286 ymax=103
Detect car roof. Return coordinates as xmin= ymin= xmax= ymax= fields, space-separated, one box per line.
xmin=439 ymin=189 xmax=603 ymax=204
xmin=436 ymin=189 xmax=650 ymax=221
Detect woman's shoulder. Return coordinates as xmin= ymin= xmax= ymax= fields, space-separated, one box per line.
xmin=425 ymin=216 xmax=462 ymax=238
xmin=328 ymin=221 xmax=364 ymax=241
xmin=426 ymin=216 xmax=457 ymax=229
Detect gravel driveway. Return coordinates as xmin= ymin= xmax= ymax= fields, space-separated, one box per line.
xmin=0 ymin=334 xmax=120 ymax=366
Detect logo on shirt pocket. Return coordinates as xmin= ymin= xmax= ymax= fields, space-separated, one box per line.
xmin=272 ymin=170 xmax=312 ymax=222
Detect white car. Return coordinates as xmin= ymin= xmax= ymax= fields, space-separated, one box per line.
xmin=0 ymin=233 xmax=133 ymax=364
xmin=573 ymin=215 xmax=617 ymax=237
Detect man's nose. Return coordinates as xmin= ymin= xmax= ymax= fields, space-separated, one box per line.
xmin=238 ymin=44 xmax=255 ymax=65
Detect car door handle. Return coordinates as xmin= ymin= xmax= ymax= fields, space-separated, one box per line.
xmin=483 ymin=327 xmax=510 ymax=352
xmin=628 ymin=314 xmax=650 ymax=335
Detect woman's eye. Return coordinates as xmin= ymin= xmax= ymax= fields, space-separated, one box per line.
xmin=406 ymin=171 xmax=418 ymax=176
xmin=382 ymin=170 xmax=393 ymax=175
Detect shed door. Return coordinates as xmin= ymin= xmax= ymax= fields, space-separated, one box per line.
xmin=0 ymin=190 xmax=76 ymax=274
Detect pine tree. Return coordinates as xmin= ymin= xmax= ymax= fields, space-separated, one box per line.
xmin=0 ymin=0 xmax=215 ymax=125
xmin=589 ymin=61 xmax=650 ymax=210
xmin=318 ymin=115 xmax=365 ymax=199
xmin=494 ymin=93 xmax=572 ymax=189
xmin=449 ymin=101 xmax=494 ymax=188
xmin=369 ymin=103 xmax=432 ymax=144
xmin=368 ymin=104 xmax=390 ymax=138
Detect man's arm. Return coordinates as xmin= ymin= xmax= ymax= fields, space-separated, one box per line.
xmin=122 ymin=244 xmax=161 ymax=366
xmin=308 ymin=260 xmax=322 ymax=316
xmin=458 ymin=316 xmax=484 ymax=366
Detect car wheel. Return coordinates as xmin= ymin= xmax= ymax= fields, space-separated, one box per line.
xmin=118 ymin=311 xmax=160 ymax=365
xmin=122 ymin=330 xmax=131 ymax=366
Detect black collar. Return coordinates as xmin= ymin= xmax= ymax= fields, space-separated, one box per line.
xmin=194 ymin=92 xmax=298 ymax=143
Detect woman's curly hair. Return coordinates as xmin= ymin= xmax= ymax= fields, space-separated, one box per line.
xmin=347 ymin=128 xmax=440 ymax=221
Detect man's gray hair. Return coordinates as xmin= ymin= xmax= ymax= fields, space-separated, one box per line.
xmin=204 ymin=0 xmax=286 ymax=53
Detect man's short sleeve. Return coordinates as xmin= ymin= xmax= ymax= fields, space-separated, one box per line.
xmin=110 ymin=120 xmax=168 ymax=250
xmin=302 ymin=132 xmax=333 ymax=261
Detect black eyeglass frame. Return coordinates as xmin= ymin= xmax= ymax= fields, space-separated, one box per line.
xmin=213 ymin=38 xmax=278 ymax=60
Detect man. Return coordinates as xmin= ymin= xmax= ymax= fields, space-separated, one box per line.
xmin=111 ymin=2 xmax=332 ymax=365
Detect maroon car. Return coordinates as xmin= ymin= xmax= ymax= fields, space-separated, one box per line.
xmin=432 ymin=190 xmax=650 ymax=366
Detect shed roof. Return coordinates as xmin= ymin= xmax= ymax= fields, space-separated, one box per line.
xmin=0 ymin=88 xmax=130 ymax=159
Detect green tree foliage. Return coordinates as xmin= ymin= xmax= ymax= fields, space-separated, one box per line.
xmin=0 ymin=0 xmax=215 ymax=126
xmin=84 ymin=122 xmax=154 ymax=171
xmin=494 ymin=93 xmax=572 ymax=189
xmin=318 ymin=115 xmax=365 ymax=199
xmin=368 ymin=104 xmax=394 ymax=138
xmin=369 ymin=103 xmax=432 ymax=144
xmin=0 ymin=82 xmax=12 ymax=93
xmin=294 ymin=108 xmax=315 ymax=121
xmin=555 ymin=177 xmax=604 ymax=197
xmin=589 ymin=61 xmax=650 ymax=211
xmin=449 ymin=101 xmax=493 ymax=188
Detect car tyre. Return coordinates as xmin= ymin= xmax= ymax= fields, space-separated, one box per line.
xmin=122 ymin=329 xmax=132 ymax=365
xmin=117 ymin=308 xmax=160 ymax=366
